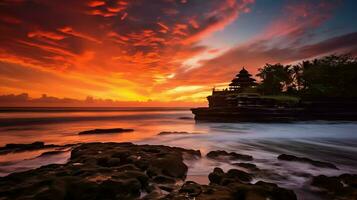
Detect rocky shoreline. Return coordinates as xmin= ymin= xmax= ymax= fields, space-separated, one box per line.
xmin=0 ymin=142 xmax=356 ymax=200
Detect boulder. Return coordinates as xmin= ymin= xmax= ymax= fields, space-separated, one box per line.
xmin=233 ymin=162 xmax=259 ymax=171
xmin=278 ymin=154 xmax=338 ymax=169
xmin=209 ymin=168 xmax=252 ymax=185
xmin=207 ymin=150 xmax=253 ymax=161
xmin=0 ymin=141 xmax=61 ymax=155
xmin=148 ymin=154 xmax=188 ymax=179
xmin=166 ymin=168 xmax=296 ymax=200
xmin=179 ymin=181 xmax=202 ymax=197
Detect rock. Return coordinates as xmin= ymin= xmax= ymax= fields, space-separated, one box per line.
xmin=78 ymin=128 xmax=134 ymax=135
xmin=278 ymin=154 xmax=338 ymax=169
xmin=179 ymin=181 xmax=202 ymax=197
xmin=5 ymin=141 xmax=45 ymax=149
xmin=229 ymin=181 xmax=297 ymax=200
xmin=311 ymin=174 xmax=357 ymax=199
xmin=0 ymin=142 xmax=200 ymax=200
xmin=207 ymin=150 xmax=253 ymax=161
xmin=159 ymin=185 xmax=175 ymax=192
xmin=311 ymin=175 xmax=343 ymax=192
xmin=208 ymin=167 xmax=225 ymax=184
xmin=112 ymin=170 xmax=149 ymax=187
xmin=158 ymin=131 xmax=196 ymax=136
xmin=209 ymin=168 xmax=252 ymax=185
xmin=228 ymin=152 xmax=253 ymax=161
xmin=0 ymin=143 xmax=301 ymax=200
xmin=141 ymin=190 xmax=162 ymax=200
xmin=340 ymin=174 xmax=357 ymax=188
xmin=98 ymin=178 xmax=141 ymax=199
xmin=226 ymin=169 xmax=252 ymax=183
xmin=148 ymin=154 xmax=188 ymax=179
xmin=233 ymin=162 xmax=259 ymax=171
xmin=106 ymin=158 xmax=122 ymax=167
xmin=0 ymin=141 xmax=60 ymax=155
xmin=172 ymin=147 xmax=201 ymax=159
xmin=178 ymin=117 xmax=193 ymax=120
xmin=167 ymin=168 xmax=296 ymax=200
xmin=116 ymin=164 xmax=140 ymax=171
xmin=153 ymin=175 xmax=176 ymax=184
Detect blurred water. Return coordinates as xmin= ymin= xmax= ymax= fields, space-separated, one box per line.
xmin=0 ymin=108 xmax=357 ymax=199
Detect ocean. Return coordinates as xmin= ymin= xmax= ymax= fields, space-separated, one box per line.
xmin=1 ymin=107 xmax=357 ymax=199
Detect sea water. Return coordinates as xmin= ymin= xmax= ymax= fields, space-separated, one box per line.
xmin=1 ymin=107 xmax=357 ymax=199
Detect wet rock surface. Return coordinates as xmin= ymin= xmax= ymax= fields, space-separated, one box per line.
xmin=209 ymin=167 xmax=253 ymax=184
xmin=167 ymin=167 xmax=297 ymax=200
xmin=0 ymin=141 xmax=71 ymax=155
xmin=2 ymin=142 xmax=354 ymax=200
xmin=0 ymin=142 xmax=199 ymax=200
xmin=157 ymin=131 xmax=194 ymax=136
xmin=278 ymin=154 xmax=338 ymax=169
xmin=78 ymin=128 xmax=134 ymax=135
xmin=177 ymin=117 xmax=193 ymax=120
xmin=207 ymin=150 xmax=253 ymax=161
xmin=311 ymin=174 xmax=357 ymax=200
xmin=157 ymin=131 xmax=191 ymax=135
xmin=232 ymin=162 xmax=259 ymax=171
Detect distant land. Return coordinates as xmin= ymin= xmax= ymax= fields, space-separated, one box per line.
xmin=0 ymin=93 xmax=205 ymax=107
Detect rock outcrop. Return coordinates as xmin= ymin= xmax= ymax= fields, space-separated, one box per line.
xmin=278 ymin=154 xmax=338 ymax=169
xmin=157 ymin=131 xmax=198 ymax=136
xmin=0 ymin=142 xmax=198 ymax=200
xmin=167 ymin=167 xmax=297 ymax=200
xmin=0 ymin=142 xmax=299 ymax=200
xmin=0 ymin=141 xmax=70 ymax=155
xmin=311 ymin=174 xmax=357 ymax=200
xmin=207 ymin=150 xmax=253 ymax=161
xmin=78 ymin=128 xmax=134 ymax=135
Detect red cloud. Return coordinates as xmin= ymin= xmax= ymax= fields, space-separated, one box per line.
xmin=0 ymin=0 xmax=354 ymax=103
xmin=58 ymin=26 xmax=101 ymax=44
xmin=27 ymin=31 xmax=66 ymax=41
xmin=88 ymin=0 xmax=105 ymax=7
xmin=0 ymin=0 xmax=255 ymax=101
xmin=182 ymin=0 xmax=254 ymax=44
xmin=162 ymin=0 xmax=350 ymax=90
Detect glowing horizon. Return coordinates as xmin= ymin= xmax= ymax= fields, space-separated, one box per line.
xmin=1 ymin=0 xmax=357 ymax=106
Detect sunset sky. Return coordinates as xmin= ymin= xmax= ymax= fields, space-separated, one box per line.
xmin=1 ymin=0 xmax=357 ymax=106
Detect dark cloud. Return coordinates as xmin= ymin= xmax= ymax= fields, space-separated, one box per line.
xmin=169 ymin=31 xmax=357 ymax=86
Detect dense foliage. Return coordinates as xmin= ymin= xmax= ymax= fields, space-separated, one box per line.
xmin=256 ymin=54 xmax=357 ymax=98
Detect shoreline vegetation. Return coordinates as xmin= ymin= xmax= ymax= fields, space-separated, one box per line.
xmin=0 ymin=141 xmax=356 ymax=199
xmin=191 ymin=54 xmax=357 ymax=122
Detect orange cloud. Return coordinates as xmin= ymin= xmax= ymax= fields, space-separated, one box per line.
xmin=5 ymin=0 xmax=351 ymax=105
xmin=0 ymin=0 xmax=357 ymax=105
xmin=182 ymin=0 xmax=254 ymax=44
xmin=88 ymin=0 xmax=105 ymax=7
xmin=27 ymin=31 xmax=66 ymax=41
xmin=58 ymin=27 xmax=101 ymax=44
xmin=162 ymin=0 xmax=352 ymax=92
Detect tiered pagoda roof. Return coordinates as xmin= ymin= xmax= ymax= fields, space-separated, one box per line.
xmin=229 ymin=67 xmax=257 ymax=90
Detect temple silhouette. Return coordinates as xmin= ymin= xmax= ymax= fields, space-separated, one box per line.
xmin=208 ymin=67 xmax=261 ymax=108
xmin=229 ymin=67 xmax=257 ymax=91
xmin=191 ymin=67 xmax=357 ymax=122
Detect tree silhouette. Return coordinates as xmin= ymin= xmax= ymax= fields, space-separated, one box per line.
xmin=256 ymin=54 xmax=357 ymax=98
